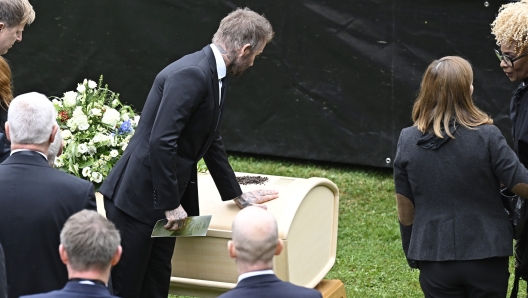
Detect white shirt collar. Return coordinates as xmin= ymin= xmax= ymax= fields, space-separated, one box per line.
xmin=238 ymin=270 xmax=274 ymax=283
xmin=10 ymin=149 xmax=48 ymax=160
xmin=210 ymin=44 xmax=226 ymax=80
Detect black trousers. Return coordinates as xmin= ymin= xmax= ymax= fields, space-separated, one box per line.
xmin=104 ymin=198 xmax=176 ymax=298
xmin=419 ymin=257 xmax=510 ymax=298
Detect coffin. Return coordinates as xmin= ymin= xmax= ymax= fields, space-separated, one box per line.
xmin=169 ymin=172 xmax=339 ymax=297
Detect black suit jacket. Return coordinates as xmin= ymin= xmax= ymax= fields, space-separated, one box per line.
xmin=100 ymin=45 xmax=242 ymax=225
xmin=394 ymin=125 xmax=528 ymax=262
xmin=19 ymin=281 xmax=118 ymax=298
xmin=218 ymin=274 xmax=322 ymax=298
xmin=0 ymin=151 xmax=96 ymax=298
xmin=0 ymin=243 xmax=6 ymax=298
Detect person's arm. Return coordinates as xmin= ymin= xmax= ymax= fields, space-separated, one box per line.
xmin=393 ymin=131 xmax=417 ymax=268
xmin=149 ymin=67 xmax=207 ymax=211
xmin=203 ymin=130 xmax=243 ymax=200
xmin=83 ymin=182 xmax=97 ymax=211
xmin=488 ymin=125 xmax=528 ymax=198
xmin=203 ymin=131 xmax=279 ymax=209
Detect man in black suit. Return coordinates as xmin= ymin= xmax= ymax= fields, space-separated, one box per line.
xmin=219 ymin=207 xmax=322 ymax=298
xmin=21 ymin=210 xmax=121 ymax=298
xmin=0 ymin=92 xmax=96 ymax=298
xmin=99 ymin=7 xmax=278 ymax=298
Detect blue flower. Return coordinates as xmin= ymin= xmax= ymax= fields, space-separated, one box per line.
xmin=118 ymin=120 xmax=133 ymax=135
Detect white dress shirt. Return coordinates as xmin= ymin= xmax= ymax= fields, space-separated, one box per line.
xmin=210 ymin=44 xmax=227 ymax=104
xmin=238 ymin=269 xmax=274 ymax=283
xmin=10 ymin=149 xmax=48 ymax=160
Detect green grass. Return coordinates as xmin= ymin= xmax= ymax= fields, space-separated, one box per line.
xmin=170 ymin=153 xmax=526 ymax=297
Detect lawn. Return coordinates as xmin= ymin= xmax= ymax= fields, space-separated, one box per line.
xmin=171 ymin=152 xmax=526 ymax=297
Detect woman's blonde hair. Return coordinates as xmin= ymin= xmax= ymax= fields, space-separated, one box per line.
xmin=491 ymin=0 xmax=528 ymax=54
xmin=412 ymin=56 xmax=492 ymax=138
xmin=0 ymin=56 xmax=12 ymax=110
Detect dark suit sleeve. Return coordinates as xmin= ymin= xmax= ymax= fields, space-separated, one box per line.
xmin=149 ymin=67 xmax=208 ymax=210
xmin=393 ymin=130 xmax=417 ymax=268
xmin=0 ymin=243 xmax=6 ymax=298
xmin=487 ymin=125 xmax=528 ymax=198
xmin=83 ymin=182 xmax=97 ymax=211
xmin=203 ymin=130 xmax=242 ymax=201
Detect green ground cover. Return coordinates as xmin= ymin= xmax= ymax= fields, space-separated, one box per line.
xmin=171 ymin=153 xmax=525 ymax=297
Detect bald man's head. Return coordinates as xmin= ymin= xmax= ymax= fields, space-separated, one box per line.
xmin=230 ymin=207 xmax=281 ymax=266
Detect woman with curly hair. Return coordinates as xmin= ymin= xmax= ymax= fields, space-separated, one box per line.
xmin=492 ymin=0 xmax=528 ymax=168
xmin=0 ymin=56 xmax=12 ymax=163
xmin=394 ymin=56 xmax=528 ymax=297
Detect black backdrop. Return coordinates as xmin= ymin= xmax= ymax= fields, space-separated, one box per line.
xmin=5 ymin=0 xmax=517 ymax=168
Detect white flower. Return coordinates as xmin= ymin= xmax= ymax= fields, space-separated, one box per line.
xmin=82 ymin=167 xmax=91 ymax=177
xmin=91 ymin=172 xmax=103 ymax=183
xmin=111 ymin=99 xmax=119 ymax=108
xmin=72 ymin=106 xmax=85 ymax=117
xmin=87 ymin=80 xmax=97 ymax=89
xmin=72 ymin=114 xmax=89 ymax=131
xmin=63 ymin=91 xmax=77 ymax=107
xmin=52 ymin=99 xmax=63 ymax=108
xmin=78 ymin=143 xmax=88 ymax=154
xmin=101 ymin=108 xmax=120 ymax=127
xmin=61 ymin=130 xmax=72 ymax=139
xmin=89 ymin=108 xmax=102 ymax=116
xmin=121 ymin=113 xmax=129 ymax=121
xmin=134 ymin=115 xmax=140 ymax=125
xmin=109 ymin=150 xmax=119 ymax=157
xmin=54 ymin=156 xmax=64 ymax=168
xmin=77 ymin=84 xmax=86 ymax=93
xmin=122 ymin=143 xmax=128 ymax=151
xmin=93 ymin=133 xmax=110 ymax=144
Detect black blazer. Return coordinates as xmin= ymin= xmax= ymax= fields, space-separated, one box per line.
xmin=0 ymin=243 xmax=6 ymax=298
xmin=19 ymin=281 xmax=118 ymax=298
xmin=100 ymin=45 xmax=242 ymax=226
xmin=394 ymin=125 xmax=528 ymax=262
xmin=217 ymin=274 xmax=322 ymax=298
xmin=0 ymin=151 xmax=96 ymax=298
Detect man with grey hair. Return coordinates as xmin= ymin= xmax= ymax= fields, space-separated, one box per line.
xmin=0 ymin=0 xmax=35 ymax=54
xmin=100 ymin=7 xmax=278 ymax=298
xmin=219 ymin=207 xmax=321 ymax=298
xmin=20 ymin=210 xmax=121 ymax=298
xmin=47 ymin=126 xmax=62 ymax=166
xmin=0 ymin=92 xmax=96 ymax=298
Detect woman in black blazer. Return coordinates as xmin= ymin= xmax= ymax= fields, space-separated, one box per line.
xmin=394 ymin=56 xmax=528 ymax=297
xmin=0 ymin=56 xmax=12 ymax=163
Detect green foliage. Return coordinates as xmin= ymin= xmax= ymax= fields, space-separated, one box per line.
xmin=171 ymin=153 xmax=526 ymax=297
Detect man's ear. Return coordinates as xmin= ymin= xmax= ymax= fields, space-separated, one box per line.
xmin=49 ymin=124 xmax=58 ymax=143
xmin=111 ymin=246 xmax=122 ymax=266
xmin=59 ymin=244 xmax=69 ymax=265
xmin=5 ymin=122 xmax=10 ymax=141
xmin=275 ymin=239 xmax=283 ymax=256
xmin=228 ymin=240 xmax=236 ymax=259
xmin=0 ymin=23 xmax=5 ymax=31
xmin=239 ymin=43 xmax=252 ymax=57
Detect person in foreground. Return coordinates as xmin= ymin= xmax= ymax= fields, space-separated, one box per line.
xmin=20 ymin=210 xmax=121 ymax=298
xmin=218 ymin=207 xmax=322 ymax=298
xmin=394 ymin=56 xmax=528 ymax=297
xmin=99 ymin=7 xmax=278 ymax=298
xmin=0 ymin=92 xmax=96 ymax=298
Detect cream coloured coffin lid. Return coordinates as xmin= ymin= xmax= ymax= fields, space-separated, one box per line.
xmin=170 ymin=172 xmax=339 ymax=296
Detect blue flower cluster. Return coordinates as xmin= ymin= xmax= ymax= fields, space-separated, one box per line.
xmin=118 ymin=119 xmax=133 ymax=135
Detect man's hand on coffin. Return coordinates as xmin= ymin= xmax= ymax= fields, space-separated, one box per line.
xmin=234 ymin=189 xmax=279 ymax=210
xmin=164 ymin=205 xmax=188 ymax=231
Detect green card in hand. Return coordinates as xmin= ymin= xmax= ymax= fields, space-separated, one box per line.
xmin=151 ymin=215 xmax=212 ymax=238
